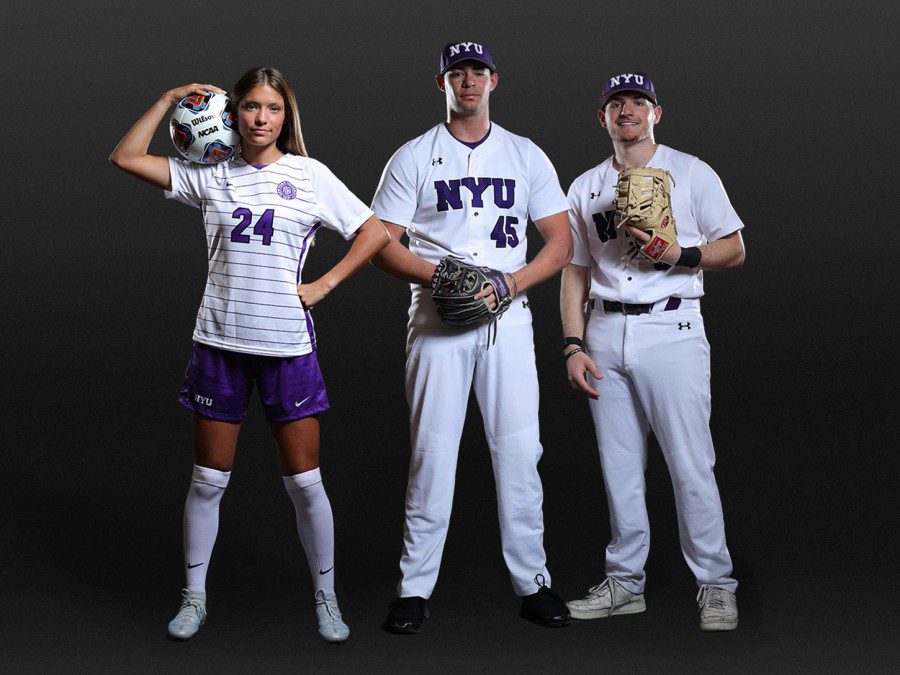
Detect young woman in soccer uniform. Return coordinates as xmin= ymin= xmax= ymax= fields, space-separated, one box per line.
xmin=110 ymin=67 xmax=390 ymax=643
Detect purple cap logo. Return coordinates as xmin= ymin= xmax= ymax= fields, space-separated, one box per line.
xmin=439 ymin=42 xmax=495 ymax=75
xmin=277 ymin=181 xmax=297 ymax=200
xmin=599 ymin=73 xmax=657 ymax=109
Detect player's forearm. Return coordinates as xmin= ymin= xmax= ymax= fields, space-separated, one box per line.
xmin=109 ymin=97 xmax=173 ymax=190
xmin=109 ymin=97 xmax=170 ymax=167
xmin=371 ymin=237 xmax=437 ymax=286
xmin=513 ymin=230 xmax=573 ymax=294
xmin=560 ymin=264 xmax=590 ymax=343
xmin=697 ymin=231 xmax=745 ymax=271
xmin=320 ymin=217 xmax=391 ymax=290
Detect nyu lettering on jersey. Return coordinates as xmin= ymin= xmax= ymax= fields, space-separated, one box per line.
xmin=165 ymin=154 xmax=373 ymax=357
xmin=567 ymin=145 xmax=744 ymax=305
xmin=371 ymin=123 xmax=569 ymax=273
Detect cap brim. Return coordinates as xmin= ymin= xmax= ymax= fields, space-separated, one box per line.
xmin=600 ymin=88 xmax=657 ymax=108
xmin=439 ymin=57 xmax=496 ymax=75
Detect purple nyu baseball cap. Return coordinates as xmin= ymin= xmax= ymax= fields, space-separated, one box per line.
xmin=439 ymin=41 xmax=496 ymax=75
xmin=599 ymin=72 xmax=657 ymax=109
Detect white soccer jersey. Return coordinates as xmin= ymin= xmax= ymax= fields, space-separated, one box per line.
xmin=165 ymin=154 xmax=373 ymax=357
xmin=371 ymin=123 xmax=569 ymax=272
xmin=568 ymin=145 xmax=744 ymax=304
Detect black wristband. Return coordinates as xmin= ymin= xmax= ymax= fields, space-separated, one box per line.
xmin=563 ymin=337 xmax=584 ymax=349
xmin=676 ymin=246 xmax=702 ymax=269
xmin=564 ymin=347 xmax=584 ymax=361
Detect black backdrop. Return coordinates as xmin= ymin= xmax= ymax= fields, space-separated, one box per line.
xmin=3 ymin=0 xmax=897 ymax=671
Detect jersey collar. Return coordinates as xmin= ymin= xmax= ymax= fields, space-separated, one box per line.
xmin=439 ymin=121 xmax=501 ymax=155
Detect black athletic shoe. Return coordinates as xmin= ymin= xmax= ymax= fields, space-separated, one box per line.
xmin=520 ymin=574 xmax=571 ymax=627
xmin=382 ymin=596 xmax=430 ymax=634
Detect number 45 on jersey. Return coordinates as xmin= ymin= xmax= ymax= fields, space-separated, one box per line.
xmin=491 ymin=215 xmax=519 ymax=248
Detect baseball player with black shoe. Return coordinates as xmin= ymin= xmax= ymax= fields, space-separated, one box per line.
xmin=561 ymin=73 xmax=744 ymax=631
xmin=371 ymin=42 xmax=573 ymax=632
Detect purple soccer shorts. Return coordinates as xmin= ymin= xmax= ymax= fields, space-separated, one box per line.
xmin=178 ymin=342 xmax=330 ymax=422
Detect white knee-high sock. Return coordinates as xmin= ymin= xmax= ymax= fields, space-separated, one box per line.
xmin=183 ymin=464 xmax=231 ymax=593
xmin=283 ymin=468 xmax=335 ymax=593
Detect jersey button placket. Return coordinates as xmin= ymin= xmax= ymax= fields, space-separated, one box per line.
xmin=467 ymin=151 xmax=479 ymax=261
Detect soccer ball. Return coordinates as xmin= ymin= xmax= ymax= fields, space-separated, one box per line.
xmin=169 ymin=91 xmax=240 ymax=164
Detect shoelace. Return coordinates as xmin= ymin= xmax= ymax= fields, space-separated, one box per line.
xmin=587 ymin=579 xmax=613 ymax=598
xmin=587 ymin=578 xmax=620 ymax=613
xmin=696 ymin=586 xmax=728 ymax=614
xmin=316 ymin=593 xmax=342 ymax=623
xmin=533 ymin=573 xmax=565 ymax=603
xmin=175 ymin=592 xmax=204 ymax=621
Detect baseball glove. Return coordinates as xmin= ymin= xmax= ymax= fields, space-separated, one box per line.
xmin=431 ymin=256 xmax=514 ymax=329
xmin=614 ymin=167 xmax=677 ymax=262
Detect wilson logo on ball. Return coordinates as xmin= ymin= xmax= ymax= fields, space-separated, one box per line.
xmin=170 ymin=92 xmax=239 ymax=164
xmin=180 ymin=93 xmax=211 ymax=113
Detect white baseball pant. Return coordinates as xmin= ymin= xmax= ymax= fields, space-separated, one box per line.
xmin=397 ymin=297 xmax=550 ymax=598
xmin=585 ymin=298 xmax=737 ymax=594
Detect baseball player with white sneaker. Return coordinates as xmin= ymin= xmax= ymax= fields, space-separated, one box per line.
xmin=370 ymin=41 xmax=574 ymax=632
xmin=560 ymin=73 xmax=744 ymax=631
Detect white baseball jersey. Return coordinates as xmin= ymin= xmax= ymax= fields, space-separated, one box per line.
xmin=370 ymin=123 xmax=568 ymax=598
xmin=165 ymin=154 xmax=373 ymax=357
xmin=568 ymin=145 xmax=744 ymax=304
xmin=371 ymin=122 xmax=569 ymax=272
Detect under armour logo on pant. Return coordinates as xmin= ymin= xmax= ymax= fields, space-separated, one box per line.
xmin=678 ymin=322 xmax=691 ymax=330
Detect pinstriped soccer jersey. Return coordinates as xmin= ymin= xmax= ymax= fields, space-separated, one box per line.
xmin=165 ymin=154 xmax=373 ymax=357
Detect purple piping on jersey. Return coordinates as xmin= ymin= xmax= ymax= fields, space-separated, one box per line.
xmin=444 ymin=123 xmax=491 ymax=149
xmin=251 ymin=164 xmax=268 ymax=170
xmin=297 ymin=223 xmax=321 ymax=350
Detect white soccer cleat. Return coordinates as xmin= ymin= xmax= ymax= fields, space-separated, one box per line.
xmin=566 ymin=578 xmax=646 ymax=619
xmin=315 ymin=589 xmax=350 ymax=643
xmin=697 ymin=586 xmax=738 ymax=631
xmin=167 ymin=589 xmax=207 ymax=640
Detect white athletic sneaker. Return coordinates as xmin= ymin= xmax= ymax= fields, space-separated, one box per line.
xmin=566 ymin=578 xmax=646 ymax=619
xmin=167 ymin=589 xmax=207 ymax=640
xmin=697 ymin=586 xmax=738 ymax=631
xmin=315 ymin=589 xmax=349 ymax=643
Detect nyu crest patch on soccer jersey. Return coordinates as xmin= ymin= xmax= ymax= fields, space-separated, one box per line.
xmin=277 ymin=181 xmax=297 ymax=200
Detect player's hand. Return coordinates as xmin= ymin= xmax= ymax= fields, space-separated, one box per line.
xmin=625 ymin=225 xmax=682 ymax=265
xmin=297 ymin=278 xmax=333 ymax=310
xmin=474 ymin=273 xmax=515 ymax=310
xmin=161 ymin=84 xmax=227 ymax=107
xmin=566 ymin=349 xmax=602 ymax=399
